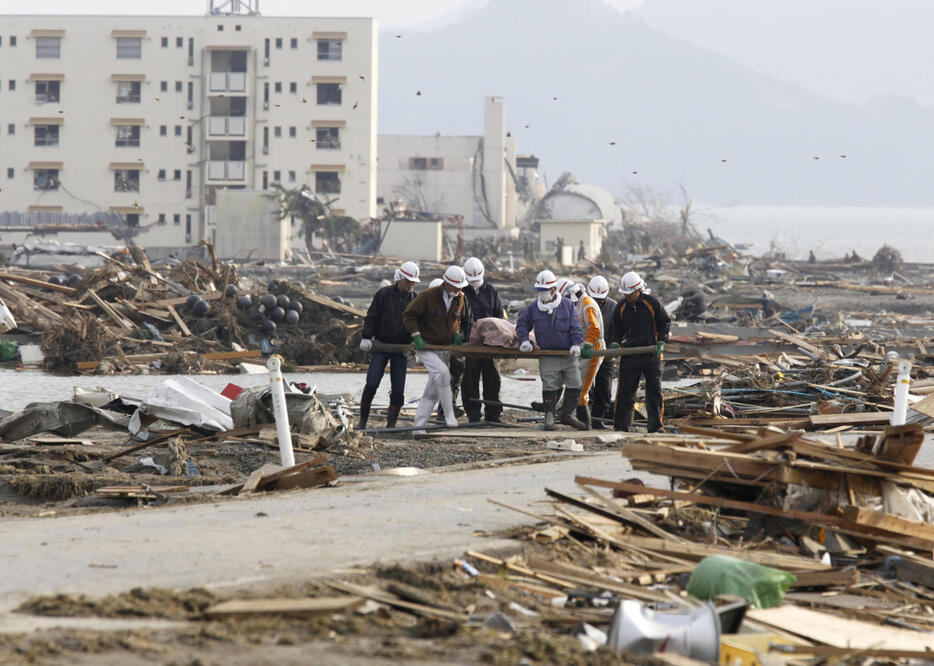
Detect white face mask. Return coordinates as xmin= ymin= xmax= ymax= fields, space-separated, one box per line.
xmin=468 ymin=278 xmax=483 ymax=289
xmin=538 ymin=292 xmax=553 ymax=304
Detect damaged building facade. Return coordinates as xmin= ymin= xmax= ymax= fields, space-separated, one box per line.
xmin=0 ymin=2 xmax=377 ymax=259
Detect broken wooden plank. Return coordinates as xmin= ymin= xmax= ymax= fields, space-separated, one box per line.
xmin=326 ymin=581 xmax=467 ymax=622
xmin=841 ymin=505 xmax=934 ymax=543
xmin=239 ymin=463 xmax=282 ymax=496
xmin=808 ymin=411 xmax=893 ymax=427
xmin=0 ymin=270 xmax=76 ymax=294
xmin=85 ymin=290 xmax=135 ymax=331
xmin=768 ymin=328 xmax=825 ymax=356
xmin=205 ymin=596 xmax=364 ymax=619
xmin=722 ymin=429 xmax=802 ymax=454
xmin=300 ymin=290 xmax=367 ymax=318
xmin=265 ymin=465 xmax=336 ymax=491
xmin=166 ymin=304 xmax=191 ymax=336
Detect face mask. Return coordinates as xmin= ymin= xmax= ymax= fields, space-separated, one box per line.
xmin=468 ymin=278 xmax=483 ymax=289
xmin=538 ymin=292 xmax=553 ymax=304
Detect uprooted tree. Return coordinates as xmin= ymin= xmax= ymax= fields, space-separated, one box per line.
xmin=266 ymin=183 xmax=361 ymax=253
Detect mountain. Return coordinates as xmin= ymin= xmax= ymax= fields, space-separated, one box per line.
xmin=377 ymin=0 xmax=934 ymax=205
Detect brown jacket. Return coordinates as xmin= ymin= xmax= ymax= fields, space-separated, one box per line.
xmin=402 ymin=285 xmax=466 ymax=345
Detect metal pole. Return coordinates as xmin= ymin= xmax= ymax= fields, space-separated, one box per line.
xmin=266 ymin=355 xmax=295 ymax=467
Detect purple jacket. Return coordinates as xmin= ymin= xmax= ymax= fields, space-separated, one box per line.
xmin=516 ymin=298 xmax=583 ymax=350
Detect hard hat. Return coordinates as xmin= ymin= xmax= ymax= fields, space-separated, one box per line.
xmin=587 ymin=275 xmax=610 ymax=299
xmin=429 ymin=278 xmax=443 ymax=288
xmin=397 ymin=261 xmax=421 ymax=283
xmin=443 ymin=265 xmax=468 ymax=289
xmin=555 ymin=277 xmax=573 ymax=296
xmin=619 ymin=271 xmax=644 ymax=295
xmin=567 ymin=283 xmax=585 ymax=303
xmin=463 ymin=257 xmax=485 ymax=282
xmin=534 ymin=269 xmax=557 ymax=291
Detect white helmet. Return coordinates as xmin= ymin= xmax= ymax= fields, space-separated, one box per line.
xmin=463 ymin=257 xmax=485 ymax=285
xmin=428 ymin=278 xmax=443 ymax=288
xmin=396 ymin=260 xmax=421 ymax=283
xmin=567 ymin=283 xmax=585 ymax=303
xmin=534 ymin=269 xmax=557 ymax=291
xmin=619 ymin=271 xmax=644 ymax=295
xmin=587 ymin=275 xmax=610 ymax=299
xmin=443 ymin=265 xmax=468 ymax=289
xmin=555 ymin=277 xmax=573 ymax=296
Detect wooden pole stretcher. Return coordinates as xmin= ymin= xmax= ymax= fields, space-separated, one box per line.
xmin=370 ymin=342 xmax=657 ymax=359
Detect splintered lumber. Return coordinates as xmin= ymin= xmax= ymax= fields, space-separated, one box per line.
xmin=166 ymin=304 xmax=191 ymax=336
xmin=674 ymin=424 xmax=754 ymax=442
xmin=768 ymin=329 xmax=825 ymax=356
xmin=85 ymin=290 xmax=135 ymax=330
xmin=619 ymin=534 xmax=829 ymax=571
xmin=747 ymin=605 xmax=934 ymax=650
xmin=205 ymin=596 xmax=364 ymax=619
xmin=300 ymin=290 xmax=367 ymax=318
xmin=326 ymin=581 xmax=467 ymax=621
xmin=547 ymin=486 xmax=686 ymax=543
xmin=268 ymin=465 xmax=336 ymax=490
xmin=841 ymin=505 xmax=934 ymax=544
xmin=778 ymin=646 xmax=934 ymax=660
xmin=789 ymin=569 xmax=859 ymax=588
xmin=0 ymin=270 xmax=76 ymax=294
xmin=808 ymin=411 xmax=893 ymax=427
xmin=722 ymin=430 xmax=802 ymax=454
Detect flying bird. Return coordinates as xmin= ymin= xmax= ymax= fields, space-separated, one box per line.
xmin=840 ymin=154 xmax=847 ymax=158
xmin=813 ymin=156 xmax=819 ymax=160
xmin=609 ymin=141 xmax=615 ymax=146
xmin=631 ymin=171 xmax=638 ymax=175
xmin=721 ymin=159 xmax=727 ymax=163
xmin=416 ymin=90 xmax=422 ymax=96
xmin=395 ymin=34 xmax=402 ymax=38
xmin=352 ymin=101 xmax=359 ymax=110
xmin=359 ymin=75 xmax=366 ymax=80
xmin=506 ymin=131 xmax=511 ymax=137
xmin=302 ymin=97 xmax=307 ymax=103
xmin=524 ymin=124 xmax=529 ymax=128
xmin=552 ymin=96 xmax=558 ymax=101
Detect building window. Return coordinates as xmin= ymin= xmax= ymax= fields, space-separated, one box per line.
xmin=316 ymin=82 xmax=341 ymax=105
xmin=410 ymin=157 xmax=427 ymax=170
xmin=288 ymin=170 xmax=296 ymax=183
xmin=217 ymin=24 xmax=224 ymax=31
xmin=315 ymin=171 xmax=341 ymax=194
xmin=262 ymin=126 xmax=269 ymax=153
xmin=161 ymin=37 xmax=168 ymax=48
xmin=34 ymin=169 xmax=58 ymax=190
xmin=275 ymin=37 xmax=282 ymax=49
xmin=290 ymin=37 xmax=297 ymax=49
xmin=35 ymin=80 xmax=60 ymax=103
xmin=262 ymin=171 xmax=268 ymax=189
xmin=116 ymin=37 xmax=142 ymax=59
xmin=115 ymin=80 xmax=141 ymax=103
xmin=235 ymin=25 xmax=242 ymax=32
xmin=10 ymin=36 xmax=16 ymax=47
xmin=160 ymin=80 xmax=168 ymax=92
xmin=288 ymin=126 xmax=296 ymax=138
xmin=126 ymin=213 xmax=140 ymax=227
xmin=317 ymin=39 xmax=342 ymax=61
xmin=173 ymin=213 xmax=181 ymax=224
xmin=115 ymin=125 xmax=140 ymax=147
xmin=159 ymin=125 xmax=167 ymax=136
xmin=35 ymin=36 xmax=61 ymax=58
xmin=174 ymin=125 xmax=182 ymax=136
xmin=186 ymin=170 xmax=192 ymax=198
xmin=316 ymin=127 xmax=340 ymax=149
xmin=273 ymin=126 xmax=281 ymax=138
xmin=187 ymin=81 xmax=193 ymax=108
xmin=263 ymin=81 xmax=269 ymax=107
xmin=173 ymin=169 xmax=181 ymax=180
xmin=7 ymin=123 xmax=13 ymax=135
xmin=114 ymin=169 xmax=140 ymax=192
xmin=175 ymin=80 xmax=182 ymax=92
xmin=7 ymin=168 xmax=14 ymax=179
xmin=188 ymin=38 xmax=194 ymax=64
xmin=273 ymin=170 xmax=281 ymax=182
xmin=157 ymin=169 xmax=166 ymax=180
xmin=274 ymin=81 xmax=282 ymax=93
xmin=34 ymin=124 xmax=59 ymax=146
xmin=176 ymin=37 xmax=183 ymax=48
xmin=289 ymin=81 xmax=297 ymax=94
xmin=185 ymin=214 xmax=191 ymax=242
xmin=158 ymin=213 xmax=166 ymax=224
xmin=8 ymin=80 xmax=15 ymax=91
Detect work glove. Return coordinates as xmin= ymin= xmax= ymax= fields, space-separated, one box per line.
xmin=609 ymin=342 xmax=620 ymax=349
xmin=412 ymin=333 xmax=426 ymax=351
xmin=655 ymin=341 xmax=665 ymax=356
xmin=569 ymin=345 xmax=581 ymax=359
xmin=452 ymin=332 xmax=464 ymax=346
xmin=580 ymin=343 xmax=593 ymax=359
xmin=359 ymin=339 xmax=373 ymax=352
xmin=519 ymin=340 xmax=533 ymax=352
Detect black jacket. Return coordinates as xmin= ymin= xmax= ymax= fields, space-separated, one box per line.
xmin=598 ymin=296 xmax=617 ymax=343
xmin=463 ymin=281 xmax=504 ymax=334
xmin=608 ymin=293 xmax=670 ymax=348
xmin=362 ymin=284 xmax=416 ymax=344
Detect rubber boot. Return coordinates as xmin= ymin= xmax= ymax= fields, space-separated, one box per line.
xmin=591 ymin=405 xmax=607 ymax=430
xmin=413 ymin=397 xmax=434 ymax=435
xmin=439 ymin=386 xmax=459 ymax=428
xmin=386 ymin=405 xmax=400 ymax=428
xmin=357 ymin=401 xmax=371 ymax=430
xmin=561 ymin=389 xmax=588 ymax=430
xmin=543 ymin=390 xmax=557 ymax=431
xmin=576 ymin=404 xmax=592 ymax=430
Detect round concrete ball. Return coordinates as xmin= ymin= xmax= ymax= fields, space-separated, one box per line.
xmin=260 ymin=293 xmax=277 ymax=309
xmin=284 ymin=308 xmax=300 ymax=325
xmin=270 ymin=306 xmax=286 ymax=322
xmin=65 ymin=274 xmax=80 ymax=286
xmin=288 ymin=301 xmax=303 ymax=314
xmin=236 ymin=294 xmax=253 ymax=310
xmin=225 ymin=284 xmax=238 ymax=298
xmin=192 ymin=299 xmax=210 ymax=317
xmin=186 ymin=294 xmax=201 ymax=309
xmin=262 ymin=319 xmax=277 ymax=334
xmin=276 ymin=294 xmax=290 ymax=309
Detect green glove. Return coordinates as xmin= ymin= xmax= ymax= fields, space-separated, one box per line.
xmin=452 ymin=332 xmax=464 ymax=346
xmin=412 ymin=333 xmax=425 ymax=351
xmin=656 ymin=341 xmax=665 ymax=356
xmin=580 ymin=343 xmax=593 ymax=359
xmin=609 ymin=342 xmax=620 ymax=349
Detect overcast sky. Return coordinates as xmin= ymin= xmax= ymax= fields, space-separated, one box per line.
xmin=1 ymin=0 xmax=645 ymax=29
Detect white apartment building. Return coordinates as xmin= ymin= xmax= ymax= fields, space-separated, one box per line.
xmin=378 ymin=96 xmax=517 ymax=233
xmin=0 ymin=3 xmax=377 ymax=257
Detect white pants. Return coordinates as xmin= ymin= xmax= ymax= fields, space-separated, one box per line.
xmin=414 ymin=350 xmax=457 ymax=428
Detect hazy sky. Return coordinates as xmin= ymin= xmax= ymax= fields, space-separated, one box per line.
xmin=1 ymin=0 xmax=645 ymax=29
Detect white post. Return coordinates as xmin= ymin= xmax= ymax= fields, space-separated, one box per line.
xmin=891 ymin=360 xmax=912 ymax=426
xmin=266 ymin=355 xmax=295 ymax=467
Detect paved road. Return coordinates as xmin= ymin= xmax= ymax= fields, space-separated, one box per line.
xmin=0 ymin=452 xmax=663 ymax=611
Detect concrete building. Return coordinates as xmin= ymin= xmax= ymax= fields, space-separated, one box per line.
xmin=536 ymin=173 xmax=621 ymax=264
xmin=0 ymin=2 xmax=377 ymax=258
xmin=377 ymin=96 xmax=517 ymax=234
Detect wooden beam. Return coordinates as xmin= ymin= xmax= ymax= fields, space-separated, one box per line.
xmin=166 ymin=304 xmax=191 ymax=336
xmin=0 ymin=270 xmax=76 ymax=294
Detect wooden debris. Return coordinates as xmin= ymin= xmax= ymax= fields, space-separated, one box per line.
xmin=205 ymin=596 xmax=364 ymax=619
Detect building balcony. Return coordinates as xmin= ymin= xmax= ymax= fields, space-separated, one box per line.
xmin=207 ymin=116 xmax=247 ymax=138
xmin=207 ymin=160 xmax=246 ymax=181
xmin=208 ymin=72 xmax=247 ymax=94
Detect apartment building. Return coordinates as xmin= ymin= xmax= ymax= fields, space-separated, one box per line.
xmin=0 ymin=6 xmax=377 ymax=256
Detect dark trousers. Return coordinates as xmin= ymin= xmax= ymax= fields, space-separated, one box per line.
xmin=462 ymin=357 xmax=502 ymax=419
xmin=361 ymin=351 xmax=407 ymax=407
xmin=613 ymin=354 xmax=663 ymax=432
xmin=589 ymin=357 xmax=616 ymax=420
xmin=450 ymin=355 xmax=465 ymax=402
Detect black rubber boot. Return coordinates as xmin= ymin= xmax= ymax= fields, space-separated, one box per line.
xmin=576 ymin=404 xmax=592 ymax=430
xmin=542 ymin=391 xmax=557 ymax=431
xmin=561 ymin=389 xmax=588 ymax=430
xmin=357 ymin=401 xmax=371 ymax=430
xmin=386 ymin=405 xmax=400 ymax=428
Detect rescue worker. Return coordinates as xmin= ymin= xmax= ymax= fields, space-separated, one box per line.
xmin=357 ymin=261 xmax=420 ymax=429
xmin=461 ymin=257 xmax=506 ymax=423
xmin=427 ymin=277 xmax=468 ymax=424
xmin=586 ymin=275 xmax=617 ymax=429
xmin=608 ymin=271 xmax=670 ymax=433
xmin=403 ymin=265 xmax=469 ymax=434
xmin=516 ymin=270 xmax=586 ymax=431
xmin=565 ymin=282 xmax=603 ymax=430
